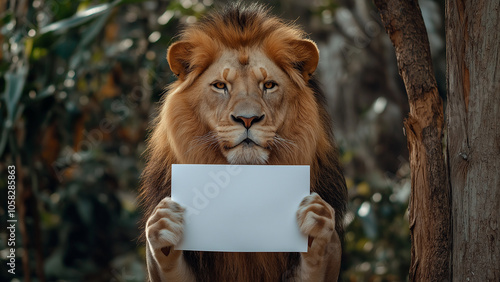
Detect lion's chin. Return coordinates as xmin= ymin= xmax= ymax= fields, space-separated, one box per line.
xmin=224 ymin=144 xmax=269 ymax=165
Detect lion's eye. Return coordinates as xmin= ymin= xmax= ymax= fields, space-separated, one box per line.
xmin=213 ymin=82 xmax=227 ymax=90
xmin=263 ymin=81 xmax=277 ymax=90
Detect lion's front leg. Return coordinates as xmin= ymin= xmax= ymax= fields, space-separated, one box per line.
xmin=295 ymin=193 xmax=341 ymax=282
xmin=145 ymin=197 xmax=195 ymax=282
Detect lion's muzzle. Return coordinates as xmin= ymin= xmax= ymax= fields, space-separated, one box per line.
xmin=231 ymin=114 xmax=265 ymax=129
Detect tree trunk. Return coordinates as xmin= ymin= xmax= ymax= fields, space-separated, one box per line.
xmin=446 ymin=1 xmax=500 ymax=281
xmin=373 ymin=0 xmax=451 ymax=281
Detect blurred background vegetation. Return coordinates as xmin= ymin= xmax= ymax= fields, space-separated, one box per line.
xmin=0 ymin=0 xmax=445 ymax=281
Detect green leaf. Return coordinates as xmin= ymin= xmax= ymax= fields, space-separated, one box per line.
xmin=69 ymin=8 xmax=113 ymax=70
xmin=39 ymin=0 xmax=122 ymax=35
xmin=3 ymin=64 xmax=28 ymax=123
xmin=0 ymin=125 xmax=8 ymax=157
xmin=79 ymin=9 xmax=112 ymax=49
xmin=34 ymin=85 xmax=56 ymax=100
xmin=77 ymin=197 xmax=93 ymax=226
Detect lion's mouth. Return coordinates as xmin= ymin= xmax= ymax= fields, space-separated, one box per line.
xmin=222 ymin=137 xmax=271 ymax=165
xmin=242 ymin=138 xmax=255 ymax=145
xmin=224 ymin=138 xmax=269 ymax=150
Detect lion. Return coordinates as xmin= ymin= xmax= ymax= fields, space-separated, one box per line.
xmin=139 ymin=3 xmax=347 ymax=281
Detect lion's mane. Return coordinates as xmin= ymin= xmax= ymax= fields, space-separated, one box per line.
xmin=139 ymin=3 xmax=347 ymax=281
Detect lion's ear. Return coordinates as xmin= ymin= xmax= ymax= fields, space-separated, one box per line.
xmin=167 ymin=41 xmax=193 ymax=80
xmin=291 ymin=39 xmax=319 ymax=81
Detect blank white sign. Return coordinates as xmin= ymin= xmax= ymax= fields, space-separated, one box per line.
xmin=171 ymin=164 xmax=310 ymax=252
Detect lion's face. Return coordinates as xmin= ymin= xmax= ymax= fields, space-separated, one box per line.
xmin=158 ymin=12 xmax=327 ymax=166
xmin=188 ymin=48 xmax=294 ymax=164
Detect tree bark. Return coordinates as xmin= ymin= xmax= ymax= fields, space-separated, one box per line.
xmin=373 ymin=0 xmax=451 ymax=281
xmin=446 ymin=1 xmax=500 ymax=281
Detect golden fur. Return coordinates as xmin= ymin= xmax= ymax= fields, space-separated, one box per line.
xmin=139 ymin=3 xmax=347 ymax=281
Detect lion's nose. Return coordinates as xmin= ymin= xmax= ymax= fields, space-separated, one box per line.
xmin=231 ymin=114 xmax=265 ymax=129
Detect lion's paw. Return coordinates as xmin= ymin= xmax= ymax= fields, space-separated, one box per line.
xmin=297 ymin=193 xmax=336 ymax=265
xmin=297 ymin=192 xmax=335 ymax=239
xmin=146 ymin=197 xmax=185 ymax=256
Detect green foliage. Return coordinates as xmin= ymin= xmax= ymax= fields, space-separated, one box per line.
xmin=0 ymin=0 xmax=211 ymax=280
xmin=341 ymin=175 xmax=411 ymax=281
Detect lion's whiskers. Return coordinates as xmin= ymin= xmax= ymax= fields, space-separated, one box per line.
xmin=187 ymin=132 xmax=220 ymax=153
xmin=271 ymin=135 xmax=297 ymax=155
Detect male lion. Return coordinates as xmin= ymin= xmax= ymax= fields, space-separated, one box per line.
xmin=139 ymin=3 xmax=347 ymax=282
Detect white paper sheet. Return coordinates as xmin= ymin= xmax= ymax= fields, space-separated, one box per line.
xmin=171 ymin=164 xmax=310 ymax=252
